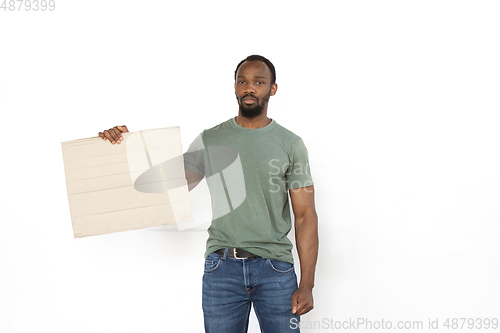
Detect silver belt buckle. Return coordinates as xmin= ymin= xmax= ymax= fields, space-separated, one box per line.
xmin=233 ymin=248 xmax=247 ymax=259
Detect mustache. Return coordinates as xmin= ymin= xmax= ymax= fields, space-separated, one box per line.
xmin=241 ymin=94 xmax=258 ymax=101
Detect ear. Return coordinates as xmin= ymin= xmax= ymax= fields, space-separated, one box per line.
xmin=270 ymin=83 xmax=278 ymax=96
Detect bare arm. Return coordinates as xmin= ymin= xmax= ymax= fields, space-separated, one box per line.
xmin=185 ymin=169 xmax=204 ymax=191
xmin=289 ymin=185 xmax=319 ymax=315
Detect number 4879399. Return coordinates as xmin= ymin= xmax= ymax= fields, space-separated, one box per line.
xmin=1 ymin=0 xmax=56 ymax=11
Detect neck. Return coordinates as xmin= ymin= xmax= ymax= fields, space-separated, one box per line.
xmin=235 ymin=112 xmax=271 ymax=129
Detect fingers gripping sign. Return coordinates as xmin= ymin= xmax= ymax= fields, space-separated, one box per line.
xmin=98 ymin=125 xmax=129 ymax=144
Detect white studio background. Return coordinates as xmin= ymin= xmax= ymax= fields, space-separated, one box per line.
xmin=1 ymin=1 xmax=499 ymax=332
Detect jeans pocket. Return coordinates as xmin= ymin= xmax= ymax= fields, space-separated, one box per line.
xmin=204 ymin=253 xmax=223 ymax=273
xmin=267 ymin=259 xmax=294 ymax=273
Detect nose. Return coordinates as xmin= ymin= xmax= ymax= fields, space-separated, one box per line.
xmin=243 ymin=82 xmax=256 ymax=94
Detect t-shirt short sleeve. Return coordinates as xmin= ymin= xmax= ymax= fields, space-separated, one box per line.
xmin=286 ymin=138 xmax=314 ymax=190
xmin=183 ymin=133 xmax=206 ymax=176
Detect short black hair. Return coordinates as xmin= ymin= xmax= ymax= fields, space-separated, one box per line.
xmin=234 ymin=55 xmax=276 ymax=85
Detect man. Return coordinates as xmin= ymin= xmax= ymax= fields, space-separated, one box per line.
xmin=99 ymin=55 xmax=318 ymax=333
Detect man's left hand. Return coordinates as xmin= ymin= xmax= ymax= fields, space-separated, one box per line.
xmin=291 ymin=286 xmax=314 ymax=315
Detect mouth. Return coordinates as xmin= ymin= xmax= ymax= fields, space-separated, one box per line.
xmin=242 ymin=96 xmax=257 ymax=104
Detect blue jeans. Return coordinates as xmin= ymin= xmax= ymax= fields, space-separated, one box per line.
xmin=202 ymin=249 xmax=300 ymax=333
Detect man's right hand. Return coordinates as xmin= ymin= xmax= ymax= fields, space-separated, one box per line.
xmin=98 ymin=125 xmax=129 ymax=144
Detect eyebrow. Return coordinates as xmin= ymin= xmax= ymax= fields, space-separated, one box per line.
xmin=237 ymin=75 xmax=267 ymax=79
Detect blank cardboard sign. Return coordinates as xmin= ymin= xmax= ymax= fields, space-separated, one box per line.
xmin=61 ymin=127 xmax=192 ymax=238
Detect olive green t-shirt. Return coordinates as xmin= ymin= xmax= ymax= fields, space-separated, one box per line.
xmin=183 ymin=118 xmax=313 ymax=264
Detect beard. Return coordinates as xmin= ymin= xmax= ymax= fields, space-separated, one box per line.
xmin=239 ymin=103 xmax=264 ymax=118
xmin=236 ymin=90 xmax=271 ymax=119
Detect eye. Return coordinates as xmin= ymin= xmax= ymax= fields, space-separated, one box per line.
xmin=237 ymin=80 xmax=245 ymax=84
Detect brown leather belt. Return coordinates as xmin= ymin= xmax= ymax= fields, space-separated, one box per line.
xmin=214 ymin=248 xmax=259 ymax=259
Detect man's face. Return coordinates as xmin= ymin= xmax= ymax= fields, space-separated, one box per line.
xmin=235 ymin=60 xmax=277 ymax=118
